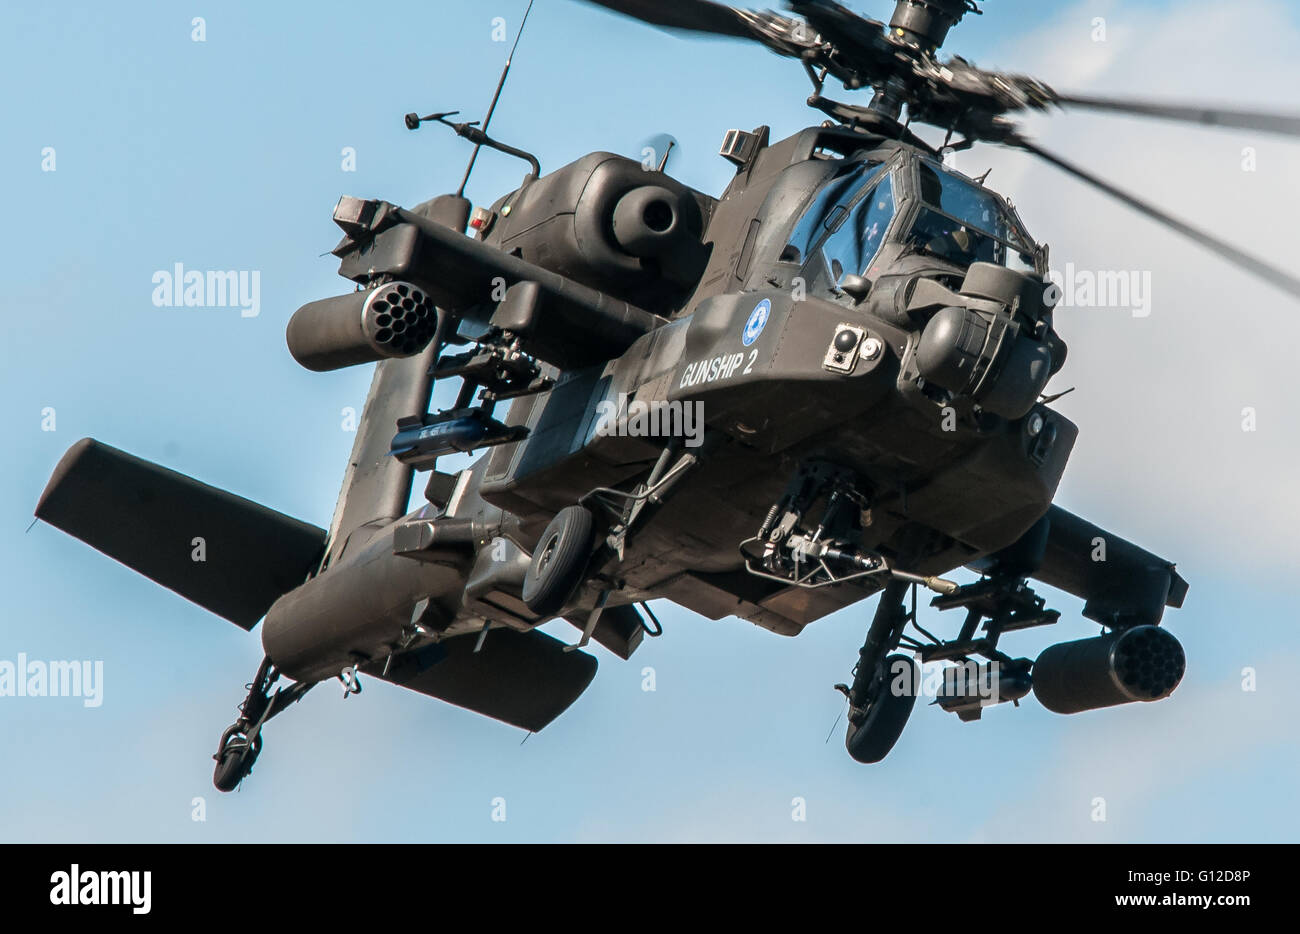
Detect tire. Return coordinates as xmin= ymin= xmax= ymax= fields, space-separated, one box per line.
xmin=522 ymin=505 xmax=595 ymax=617
xmin=212 ymin=732 xmax=261 ymax=793
xmin=845 ymin=654 xmax=919 ymax=764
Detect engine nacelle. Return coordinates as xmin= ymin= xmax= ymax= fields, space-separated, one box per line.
xmin=286 ymin=281 xmax=437 ymax=372
xmin=481 ymin=152 xmax=712 ymax=312
xmin=1032 ymin=625 xmax=1185 ymax=715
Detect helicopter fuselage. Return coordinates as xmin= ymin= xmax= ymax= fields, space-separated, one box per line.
xmin=256 ymin=123 xmax=1182 ymax=694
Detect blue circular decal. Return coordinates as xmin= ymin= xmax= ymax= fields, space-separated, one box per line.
xmin=742 ymin=299 xmax=771 ymax=347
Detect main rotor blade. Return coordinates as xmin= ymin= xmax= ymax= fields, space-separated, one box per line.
xmin=580 ymin=0 xmax=760 ymax=38
xmin=1011 ymin=137 xmax=1300 ymax=303
xmin=1055 ymin=93 xmax=1300 ymax=139
xmin=579 ymin=0 xmax=828 ymax=69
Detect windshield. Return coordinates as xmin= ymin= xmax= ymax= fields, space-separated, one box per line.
xmin=910 ymin=159 xmax=1037 ymax=272
xmin=822 ymin=174 xmax=895 ymax=282
xmin=784 ymin=160 xmax=884 ymax=266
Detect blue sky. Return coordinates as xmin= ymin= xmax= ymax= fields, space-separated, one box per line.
xmin=3 ymin=0 xmax=1298 ymax=842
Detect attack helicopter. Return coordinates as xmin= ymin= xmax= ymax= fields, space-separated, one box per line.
xmin=35 ymin=0 xmax=1300 ymax=791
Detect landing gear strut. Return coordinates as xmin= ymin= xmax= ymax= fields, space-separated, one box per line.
xmin=841 ymin=578 xmax=920 ymax=763
xmin=212 ymin=657 xmax=314 ymax=792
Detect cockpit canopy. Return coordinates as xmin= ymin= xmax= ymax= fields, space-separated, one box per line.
xmin=782 ymin=151 xmax=1041 ymax=295
xmin=909 ymin=157 xmax=1037 ymax=273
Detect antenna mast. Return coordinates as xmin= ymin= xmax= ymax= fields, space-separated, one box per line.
xmin=457 ymin=0 xmax=536 ymax=197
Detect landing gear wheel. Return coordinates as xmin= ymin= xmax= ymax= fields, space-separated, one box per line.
xmin=212 ymin=727 xmax=262 ymax=792
xmin=845 ymin=653 xmax=919 ymax=764
xmin=522 ymin=505 xmax=595 ymax=617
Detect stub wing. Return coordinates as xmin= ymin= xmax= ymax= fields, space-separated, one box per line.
xmin=972 ymin=503 xmax=1187 ymax=626
xmin=1035 ymin=505 xmax=1187 ymax=623
xmin=365 ymin=627 xmax=598 ymax=733
xmin=35 ymin=438 xmax=326 ymax=630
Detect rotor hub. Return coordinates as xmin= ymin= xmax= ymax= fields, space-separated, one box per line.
xmin=887 ymin=0 xmax=976 ymax=51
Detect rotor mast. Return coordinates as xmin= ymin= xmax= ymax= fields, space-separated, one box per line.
xmin=886 ymin=0 xmax=975 ymax=51
xmin=866 ymin=0 xmax=975 ymax=120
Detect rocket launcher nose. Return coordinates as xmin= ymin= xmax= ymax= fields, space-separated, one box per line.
xmin=286 ymin=281 xmax=438 ymax=372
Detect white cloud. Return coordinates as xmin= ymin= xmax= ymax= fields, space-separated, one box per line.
xmin=974 ymin=655 xmax=1296 ymax=842
xmin=934 ymin=0 xmax=1300 ymax=574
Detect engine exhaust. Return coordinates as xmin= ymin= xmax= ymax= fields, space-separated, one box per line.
xmin=1032 ymin=624 xmax=1185 ymax=715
